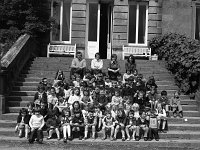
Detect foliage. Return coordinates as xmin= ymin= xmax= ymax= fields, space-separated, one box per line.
xmin=149 ymin=33 xmax=200 ymax=93
xmin=0 ymin=0 xmax=51 ymax=57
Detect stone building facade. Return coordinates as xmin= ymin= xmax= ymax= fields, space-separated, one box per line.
xmin=48 ymin=0 xmax=200 ymax=59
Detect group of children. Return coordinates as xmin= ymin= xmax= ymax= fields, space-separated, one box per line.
xmin=15 ymin=66 xmax=184 ymax=144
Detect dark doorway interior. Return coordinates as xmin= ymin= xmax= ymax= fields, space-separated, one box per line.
xmin=99 ymin=3 xmax=108 ymax=59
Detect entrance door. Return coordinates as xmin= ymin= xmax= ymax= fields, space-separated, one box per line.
xmin=99 ymin=4 xmax=113 ymax=59
xmin=86 ymin=2 xmax=100 ymax=59
xmin=86 ymin=2 xmax=112 ymax=59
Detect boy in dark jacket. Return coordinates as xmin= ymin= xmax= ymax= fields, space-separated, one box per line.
xmin=137 ymin=111 xmax=149 ymax=141
xmin=46 ymin=110 xmax=61 ymax=140
xmin=71 ymin=111 xmax=84 ymax=140
xmin=15 ymin=108 xmax=30 ymax=139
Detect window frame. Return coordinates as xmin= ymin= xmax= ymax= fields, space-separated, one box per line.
xmin=50 ymin=0 xmax=72 ymax=44
xmin=128 ymin=1 xmax=148 ymax=46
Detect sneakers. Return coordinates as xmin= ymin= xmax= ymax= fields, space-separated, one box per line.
xmin=122 ymin=137 xmax=125 ymax=141
xmin=82 ymin=137 xmax=87 ymax=141
xmin=126 ymin=137 xmax=131 ymax=141
xmin=46 ymin=137 xmax=52 ymax=140
xmin=144 ymin=137 xmax=148 ymax=141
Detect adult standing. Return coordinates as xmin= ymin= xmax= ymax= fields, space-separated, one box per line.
xmin=125 ymin=55 xmax=136 ymax=73
xmin=108 ymin=54 xmax=120 ymax=81
xmin=91 ymin=53 xmax=103 ymax=75
xmin=70 ymin=51 xmax=86 ymax=78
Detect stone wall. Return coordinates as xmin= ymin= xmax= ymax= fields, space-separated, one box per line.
xmin=148 ymin=0 xmax=162 ymax=41
xmin=71 ymin=0 xmax=86 ymax=51
xmin=161 ymin=0 xmax=193 ymax=37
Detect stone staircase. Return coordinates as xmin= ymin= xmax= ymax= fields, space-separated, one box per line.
xmin=0 ymin=57 xmax=200 ymax=144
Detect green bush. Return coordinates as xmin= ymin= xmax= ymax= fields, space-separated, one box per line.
xmin=149 ymin=33 xmax=200 ymax=93
xmin=0 ymin=0 xmax=51 ymax=57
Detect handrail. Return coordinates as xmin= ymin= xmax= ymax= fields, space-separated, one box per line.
xmin=1 ymin=34 xmax=30 ymax=68
xmin=0 ymin=34 xmax=38 ymax=114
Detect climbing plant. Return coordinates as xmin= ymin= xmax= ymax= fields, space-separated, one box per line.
xmin=149 ymin=33 xmax=200 ymax=93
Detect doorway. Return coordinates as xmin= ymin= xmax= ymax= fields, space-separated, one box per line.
xmin=86 ymin=2 xmax=112 ymax=59
xmin=99 ymin=3 xmax=108 ymax=59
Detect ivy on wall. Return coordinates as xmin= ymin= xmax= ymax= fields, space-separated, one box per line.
xmin=149 ymin=33 xmax=200 ymax=93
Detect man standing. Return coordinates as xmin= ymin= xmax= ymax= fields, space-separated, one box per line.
xmin=70 ymin=51 xmax=86 ymax=78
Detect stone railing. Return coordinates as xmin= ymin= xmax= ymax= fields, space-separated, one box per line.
xmin=0 ymin=34 xmax=38 ymax=114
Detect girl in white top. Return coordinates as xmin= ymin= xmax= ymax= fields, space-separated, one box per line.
xmin=68 ymin=87 xmax=82 ymax=107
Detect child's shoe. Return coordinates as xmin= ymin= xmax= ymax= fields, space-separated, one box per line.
xmin=126 ymin=137 xmax=130 ymax=141
xmin=173 ymin=112 xmax=177 ymax=118
xmin=82 ymin=137 xmax=87 ymax=141
xmin=144 ymin=137 xmax=148 ymax=141
xmin=102 ymin=137 xmax=106 ymax=140
xmin=122 ymin=137 xmax=125 ymax=141
xmin=79 ymin=135 xmax=83 ymax=140
xmin=155 ymin=138 xmax=159 ymax=141
xmin=47 ymin=137 xmax=52 ymax=140
xmin=179 ymin=111 xmax=183 ymax=118
xmin=135 ymin=137 xmax=140 ymax=141
xmin=63 ymin=137 xmax=67 ymax=143
xmin=161 ymin=129 xmax=167 ymax=133
xmin=113 ymin=137 xmax=117 ymax=141
xmin=110 ymin=137 xmax=114 ymax=141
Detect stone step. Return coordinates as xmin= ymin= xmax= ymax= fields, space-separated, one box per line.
xmin=14 ymin=81 xmax=39 ymax=86
xmin=17 ymin=76 xmax=175 ymax=83
xmin=6 ymin=96 xmax=34 ymax=101
xmin=6 ymin=100 xmax=197 ymax=111
xmin=168 ymin=117 xmax=200 ymax=124
xmin=13 ymin=81 xmax=176 ymax=87
xmin=12 ymin=84 xmax=178 ymax=91
xmin=168 ymin=124 xmax=200 ymax=131
xmin=0 ymin=127 xmax=200 ymax=140
xmin=5 ymin=106 xmax=199 ymax=117
xmin=19 ymin=72 xmax=173 ymax=80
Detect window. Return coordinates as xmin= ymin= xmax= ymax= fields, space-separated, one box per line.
xmin=195 ymin=5 xmax=200 ymax=40
xmin=128 ymin=2 xmax=148 ymax=45
xmin=51 ymin=0 xmax=72 ymax=43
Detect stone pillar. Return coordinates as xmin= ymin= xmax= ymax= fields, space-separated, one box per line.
xmin=0 ymin=64 xmax=6 ymax=115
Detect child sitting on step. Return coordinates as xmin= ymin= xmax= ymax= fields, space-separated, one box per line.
xmin=157 ymin=90 xmax=170 ymax=117
xmin=28 ymin=108 xmax=45 ymax=144
xmin=101 ymin=111 xmax=115 ymax=141
xmin=125 ymin=110 xmax=139 ymax=141
xmin=60 ymin=108 xmax=72 ymax=143
xmin=170 ymin=91 xmax=183 ymax=118
xmin=83 ymin=109 xmax=97 ymax=140
xmin=113 ymin=108 xmax=126 ymax=141
xmin=71 ymin=111 xmax=84 ymax=140
xmin=46 ymin=110 xmax=61 ymax=140
xmin=15 ymin=108 xmax=30 ymax=139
